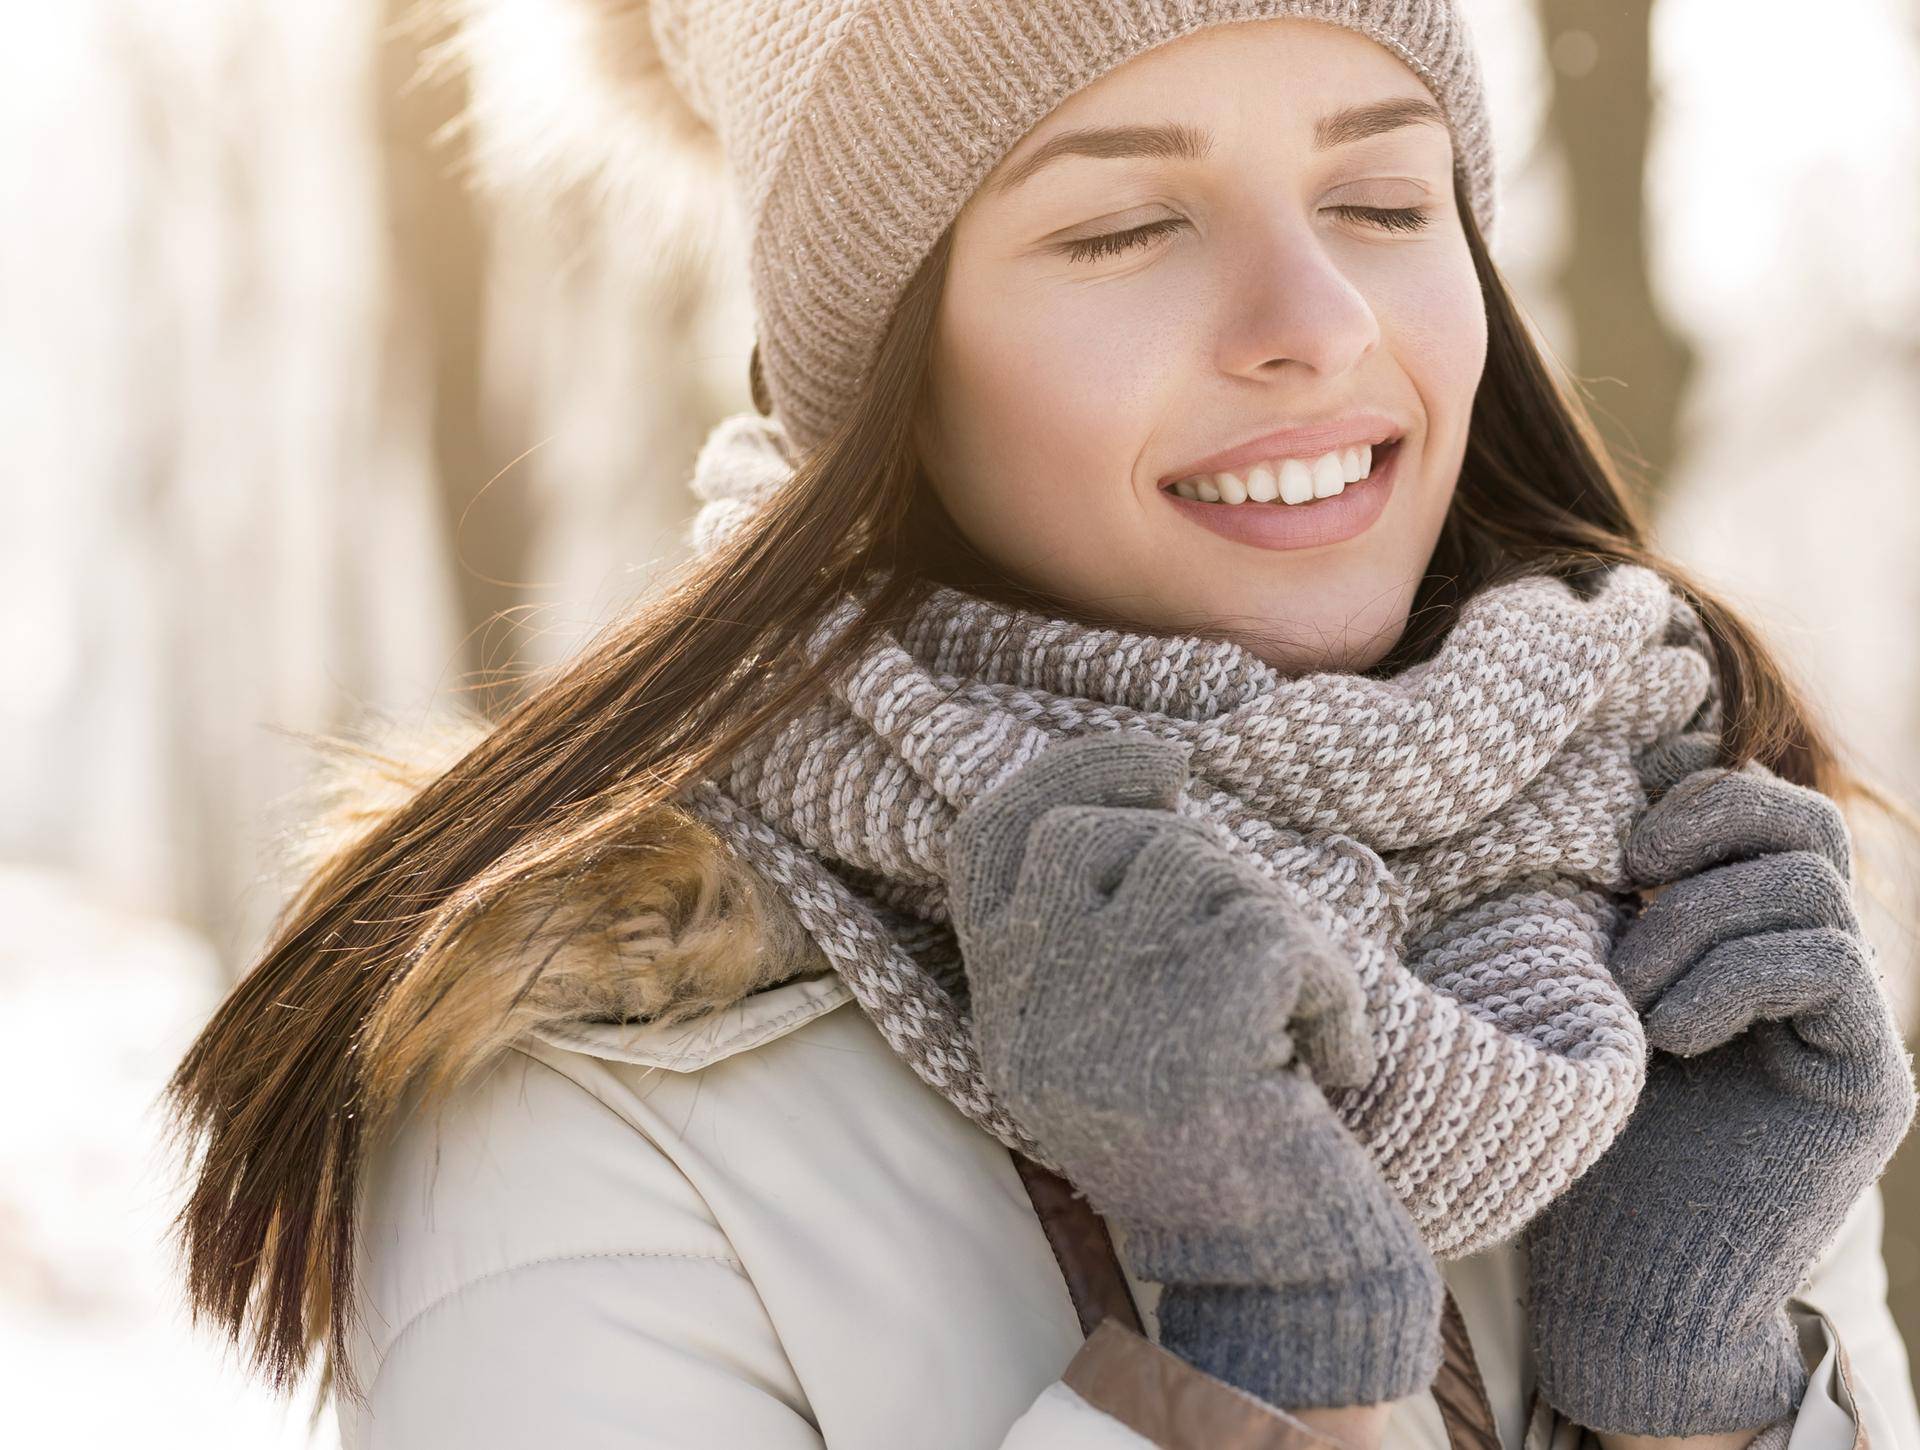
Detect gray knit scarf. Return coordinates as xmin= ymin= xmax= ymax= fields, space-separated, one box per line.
xmin=673 ymin=410 xmax=1721 ymax=1258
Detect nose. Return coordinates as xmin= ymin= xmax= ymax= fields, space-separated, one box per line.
xmin=1216 ymin=216 xmax=1382 ymax=382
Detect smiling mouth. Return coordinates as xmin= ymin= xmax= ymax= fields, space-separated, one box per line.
xmin=1161 ymin=437 xmax=1404 ymax=506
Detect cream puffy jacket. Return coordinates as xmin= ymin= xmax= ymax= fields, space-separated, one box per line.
xmin=337 ymin=964 xmax=1920 ymax=1449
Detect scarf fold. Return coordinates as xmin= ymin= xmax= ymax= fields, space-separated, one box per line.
xmin=675 ymin=409 xmax=1720 ymax=1257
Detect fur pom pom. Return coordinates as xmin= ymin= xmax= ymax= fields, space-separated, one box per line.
xmin=427 ymin=0 xmax=737 ymax=278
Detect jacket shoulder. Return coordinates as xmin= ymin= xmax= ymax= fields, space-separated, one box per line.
xmin=341 ymin=1039 xmax=819 ymax=1442
xmin=348 ymin=1046 xmax=739 ymax=1366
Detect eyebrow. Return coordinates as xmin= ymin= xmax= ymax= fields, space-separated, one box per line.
xmin=982 ymin=97 xmax=1449 ymax=199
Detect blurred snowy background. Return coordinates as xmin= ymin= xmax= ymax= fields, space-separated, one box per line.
xmin=4 ymin=0 xmax=1918 ymax=1443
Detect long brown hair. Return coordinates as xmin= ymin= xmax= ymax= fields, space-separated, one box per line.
xmin=161 ymin=166 xmax=1917 ymax=1410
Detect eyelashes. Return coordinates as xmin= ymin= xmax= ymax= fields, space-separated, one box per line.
xmin=1058 ymin=205 xmax=1435 ymax=264
xmin=1333 ymin=204 xmax=1435 ymax=235
xmin=1059 ymin=216 xmax=1190 ymax=264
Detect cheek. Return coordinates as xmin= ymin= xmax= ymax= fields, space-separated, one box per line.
xmin=1378 ymin=248 xmax=1487 ymax=435
xmin=928 ymin=276 xmax=1177 ymax=559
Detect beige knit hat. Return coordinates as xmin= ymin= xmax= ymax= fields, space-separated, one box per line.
xmin=450 ymin=0 xmax=1496 ymax=457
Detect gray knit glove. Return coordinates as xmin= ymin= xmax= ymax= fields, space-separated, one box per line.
xmin=946 ymin=732 xmax=1444 ymax=1411
xmin=1525 ymin=730 xmax=1917 ymax=1436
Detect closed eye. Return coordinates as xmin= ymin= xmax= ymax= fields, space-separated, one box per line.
xmin=1057 ymin=204 xmax=1435 ymax=264
xmin=1058 ymin=216 xmax=1189 ymax=264
xmin=1333 ymin=204 xmax=1434 ymax=235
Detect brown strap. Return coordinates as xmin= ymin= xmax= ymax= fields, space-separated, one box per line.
xmin=1011 ymin=1152 xmax=1144 ymax=1336
xmin=1065 ymin=1319 xmax=1352 ymax=1449
xmin=1432 ymin=1287 xmax=1503 ymax=1450
xmin=1011 ymin=1151 xmax=1504 ymax=1448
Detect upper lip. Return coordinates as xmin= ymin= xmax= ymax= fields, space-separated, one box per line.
xmin=1158 ymin=413 xmax=1405 ymax=487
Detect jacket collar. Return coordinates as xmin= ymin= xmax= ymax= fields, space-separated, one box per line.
xmin=531 ymin=970 xmax=852 ymax=1069
xmin=296 ymin=708 xmax=839 ymax=1085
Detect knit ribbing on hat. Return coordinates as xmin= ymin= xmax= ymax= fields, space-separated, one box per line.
xmin=672 ymin=408 xmax=1719 ymax=1259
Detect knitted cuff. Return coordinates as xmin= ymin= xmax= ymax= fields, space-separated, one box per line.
xmin=1153 ymin=1268 xmax=1446 ymax=1412
xmin=1531 ymin=1300 xmax=1808 ymax=1436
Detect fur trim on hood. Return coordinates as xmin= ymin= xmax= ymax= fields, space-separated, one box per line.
xmin=286 ymin=708 xmax=829 ymax=1103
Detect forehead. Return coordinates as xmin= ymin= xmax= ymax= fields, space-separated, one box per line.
xmin=979 ymin=18 xmax=1442 ymax=195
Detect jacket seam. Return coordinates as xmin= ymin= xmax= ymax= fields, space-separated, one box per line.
xmin=366 ymin=1247 xmax=752 ymax=1397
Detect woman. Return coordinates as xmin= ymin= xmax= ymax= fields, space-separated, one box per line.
xmin=162 ymin=4 xmax=1920 ymax=1447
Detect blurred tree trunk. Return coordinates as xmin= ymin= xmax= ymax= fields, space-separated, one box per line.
xmin=1536 ymin=0 xmax=1695 ymax=508
xmin=376 ymin=0 xmax=530 ymax=690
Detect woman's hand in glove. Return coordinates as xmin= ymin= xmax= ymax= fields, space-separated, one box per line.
xmin=1524 ymin=730 xmax=1918 ymax=1439
xmin=945 ymin=731 xmax=1444 ymax=1412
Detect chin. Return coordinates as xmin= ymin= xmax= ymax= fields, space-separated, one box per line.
xmin=1056 ymin=559 xmax=1421 ymax=675
xmin=1251 ymin=636 xmax=1396 ymax=677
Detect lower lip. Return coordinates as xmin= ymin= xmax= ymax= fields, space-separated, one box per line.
xmin=1159 ymin=440 xmax=1402 ymax=551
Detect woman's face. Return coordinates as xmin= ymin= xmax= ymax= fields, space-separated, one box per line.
xmin=916 ymin=17 xmax=1487 ymax=674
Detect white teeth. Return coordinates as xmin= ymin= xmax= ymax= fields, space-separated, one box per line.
xmin=1311 ymin=454 xmax=1345 ymax=499
xmin=1172 ymin=442 xmax=1386 ymax=508
xmin=1278 ymin=458 xmax=1315 ymax=505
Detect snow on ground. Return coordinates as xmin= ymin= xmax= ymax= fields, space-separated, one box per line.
xmin=0 ymin=864 xmax=336 ymax=1449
